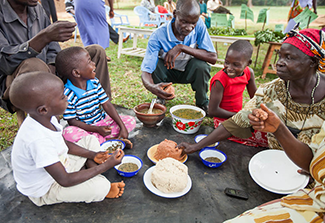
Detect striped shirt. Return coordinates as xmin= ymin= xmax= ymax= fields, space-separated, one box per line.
xmin=63 ymin=78 xmax=109 ymax=124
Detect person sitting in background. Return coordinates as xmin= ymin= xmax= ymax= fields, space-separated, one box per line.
xmin=207 ymin=0 xmax=222 ymax=12
xmin=10 ymin=71 xmax=125 ymax=206
xmin=163 ymin=0 xmax=176 ymax=14
xmin=56 ymin=47 xmax=136 ymax=145
xmin=141 ymin=0 xmax=217 ymax=114
xmin=207 ymin=0 xmax=232 ymax=14
xmin=199 ymin=0 xmax=211 ymax=28
xmin=179 ymin=28 xmax=325 ymax=153
xmin=141 ymin=0 xmax=155 ymax=13
xmin=224 ymin=103 xmax=325 ymax=223
xmin=208 ymin=40 xmax=266 ymax=148
xmin=285 ymin=0 xmax=317 ymax=33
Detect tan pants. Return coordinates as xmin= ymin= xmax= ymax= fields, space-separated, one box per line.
xmin=2 ymin=44 xmax=111 ymax=113
xmin=29 ymin=135 xmax=111 ymax=206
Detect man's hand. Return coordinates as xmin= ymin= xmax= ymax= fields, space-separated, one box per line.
xmin=94 ymin=151 xmax=110 ymax=164
xmin=41 ymin=21 xmax=77 ymax=43
xmin=153 ymin=82 xmax=175 ymax=100
xmin=164 ymin=45 xmax=182 ymax=69
xmin=96 ymin=126 xmax=112 ymax=137
xmin=248 ymin=104 xmax=280 ymax=133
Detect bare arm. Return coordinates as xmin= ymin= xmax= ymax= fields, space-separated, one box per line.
xmin=208 ymin=81 xmax=236 ymax=119
xmin=107 ymin=0 xmax=114 ymax=18
xmin=249 ymin=104 xmax=313 ymax=171
xmin=45 ymin=149 xmax=124 ymax=187
xmin=179 ymin=124 xmax=232 ymax=154
xmin=246 ymin=67 xmax=257 ymax=99
xmin=102 ymin=101 xmax=128 ymax=139
xmin=312 ymin=0 xmax=317 ymax=14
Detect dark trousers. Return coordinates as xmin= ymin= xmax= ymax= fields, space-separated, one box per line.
xmin=152 ymin=58 xmax=211 ymax=107
xmin=41 ymin=0 xmax=58 ymax=23
xmin=108 ymin=24 xmax=119 ymax=44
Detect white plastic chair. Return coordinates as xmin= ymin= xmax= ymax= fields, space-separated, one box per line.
xmin=133 ymin=6 xmax=161 ymax=27
xmin=105 ymin=6 xmax=130 ymax=32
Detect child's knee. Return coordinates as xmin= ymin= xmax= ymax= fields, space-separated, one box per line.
xmin=76 ymin=135 xmax=101 ymax=152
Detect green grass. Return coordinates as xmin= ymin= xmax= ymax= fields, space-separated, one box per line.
xmin=1 ymin=5 xmax=324 ymax=150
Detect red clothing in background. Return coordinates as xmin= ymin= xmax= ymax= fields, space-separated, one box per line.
xmin=209 ymin=67 xmax=268 ymax=148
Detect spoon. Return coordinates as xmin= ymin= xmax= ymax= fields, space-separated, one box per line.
xmin=147 ymin=98 xmax=156 ymax=114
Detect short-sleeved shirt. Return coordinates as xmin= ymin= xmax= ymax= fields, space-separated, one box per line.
xmin=12 ymin=115 xmax=69 ymax=197
xmin=141 ymin=18 xmax=215 ymax=74
xmin=63 ymin=78 xmax=109 ymax=124
xmin=210 ymin=67 xmax=251 ymax=113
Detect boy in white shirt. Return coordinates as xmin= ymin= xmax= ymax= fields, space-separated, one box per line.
xmin=10 ymin=71 xmax=125 ymax=206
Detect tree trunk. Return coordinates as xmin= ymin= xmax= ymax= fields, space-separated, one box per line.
xmin=225 ymin=0 xmax=229 ymax=6
xmin=247 ymin=0 xmax=253 ymax=8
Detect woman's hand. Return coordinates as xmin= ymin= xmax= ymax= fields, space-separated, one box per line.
xmin=248 ymin=104 xmax=280 ymax=133
xmin=94 ymin=151 xmax=110 ymax=164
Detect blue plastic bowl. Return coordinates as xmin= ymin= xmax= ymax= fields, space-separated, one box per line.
xmin=114 ymin=155 xmax=143 ymax=177
xmin=100 ymin=139 xmax=125 ymax=154
xmin=199 ymin=149 xmax=227 ymax=168
xmin=194 ymin=134 xmax=219 ymax=150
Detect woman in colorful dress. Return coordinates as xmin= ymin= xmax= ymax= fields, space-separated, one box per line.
xmin=224 ymin=103 xmax=325 ymax=222
xmin=179 ymin=27 xmax=325 ymax=153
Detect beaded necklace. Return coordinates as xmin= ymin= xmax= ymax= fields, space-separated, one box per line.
xmin=285 ymin=72 xmax=320 ymax=134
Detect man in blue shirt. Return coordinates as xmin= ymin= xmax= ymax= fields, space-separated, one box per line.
xmin=141 ymin=0 xmax=217 ymax=113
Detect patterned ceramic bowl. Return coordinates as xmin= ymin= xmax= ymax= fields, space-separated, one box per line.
xmin=170 ymin=105 xmax=206 ymax=134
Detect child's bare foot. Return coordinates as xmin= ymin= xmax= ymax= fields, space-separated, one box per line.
xmin=106 ymin=181 xmax=125 ymax=198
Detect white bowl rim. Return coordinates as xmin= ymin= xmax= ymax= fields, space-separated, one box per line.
xmin=114 ymin=155 xmax=143 ymax=173
xmin=100 ymin=139 xmax=126 ymax=149
xmin=170 ymin=104 xmax=206 ymax=121
xmin=194 ymin=134 xmax=219 ymax=148
xmin=199 ymin=149 xmax=227 ymax=163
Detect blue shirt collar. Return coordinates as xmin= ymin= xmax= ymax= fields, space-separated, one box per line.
xmin=65 ymin=79 xmax=95 ymax=98
xmin=167 ymin=18 xmax=196 ymax=43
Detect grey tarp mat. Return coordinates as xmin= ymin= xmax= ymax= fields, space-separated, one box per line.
xmin=0 ymin=106 xmax=282 ymax=223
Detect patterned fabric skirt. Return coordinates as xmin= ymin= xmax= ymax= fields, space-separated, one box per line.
xmin=63 ymin=115 xmax=136 ymax=144
xmin=224 ymin=199 xmax=324 ymax=223
xmin=214 ymin=117 xmax=269 ymax=148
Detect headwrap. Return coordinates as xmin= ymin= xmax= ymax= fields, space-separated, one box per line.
xmin=282 ymin=24 xmax=325 ymax=73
